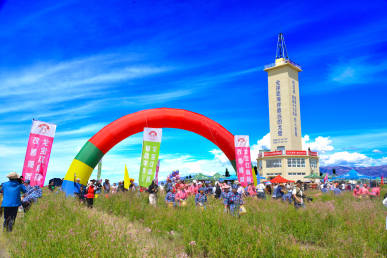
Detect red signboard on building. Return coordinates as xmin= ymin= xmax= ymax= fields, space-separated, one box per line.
xmin=286 ymin=150 xmax=307 ymax=156
xmin=264 ymin=151 xmax=283 ymax=156
xmin=308 ymin=151 xmax=318 ymax=156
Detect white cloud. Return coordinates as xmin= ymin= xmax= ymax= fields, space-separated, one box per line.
xmin=250 ymin=133 xmax=271 ymax=160
xmin=372 ymin=149 xmax=383 ymax=153
xmin=302 ymin=135 xmax=334 ymax=153
xmin=56 ymin=123 xmax=105 ymax=137
xmin=319 ymin=151 xmax=387 ymax=167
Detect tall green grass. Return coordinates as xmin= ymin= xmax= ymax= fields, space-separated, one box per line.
xmin=95 ymin=190 xmax=387 ymax=257
xmin=3 ymin=188 xmax=387 ymax=257
xmin=5 ymin=192 xmax=184 ymax=257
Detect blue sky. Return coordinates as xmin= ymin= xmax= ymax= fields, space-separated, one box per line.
xmin=1 ymin=0 xmax=387 ymax=183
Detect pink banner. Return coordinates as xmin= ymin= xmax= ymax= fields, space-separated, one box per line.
xmin=234 ymin=135 xmax=254 ymax=187
xmin=22 ymin=121 xmax=56 ymax=187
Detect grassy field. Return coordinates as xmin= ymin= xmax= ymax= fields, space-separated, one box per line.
xmin=3 ymin=188 xmax=387 ymax=257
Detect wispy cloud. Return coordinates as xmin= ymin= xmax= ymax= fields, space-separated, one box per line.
xmin=329 ymin=58 xmax=387 ymax=85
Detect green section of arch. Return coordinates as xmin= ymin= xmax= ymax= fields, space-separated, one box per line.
xmin=75 ymin=141 xmax=104 ymax=169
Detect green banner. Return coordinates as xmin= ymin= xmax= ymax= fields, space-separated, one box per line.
xmin=139 ymin=128 xmax=162 ymax=187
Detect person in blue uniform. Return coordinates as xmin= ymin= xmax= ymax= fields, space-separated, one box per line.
xmin=165 ymin=188 xmax=176 ymax=207
xmin=22 ymin=185 xmax=43 ymax=212
xmin=0 ymin=172 xmax=26 ymax=232
xmin=229 ymin=185 xmax=244 ymax=217
xmin=221 ymin=185 xmax=231 ymax=213
xmin=195 ymin=188 xmax=207 ymax=208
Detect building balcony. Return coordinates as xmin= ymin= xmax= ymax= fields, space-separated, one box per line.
xmin=264 ymin=59 xmax=302 ymax=71
xmin=258 ymin=150 xmax=318 ymax=158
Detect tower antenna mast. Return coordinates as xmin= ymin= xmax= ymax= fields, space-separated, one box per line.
xmin=275 ymin=33 xmax=288 ymax=60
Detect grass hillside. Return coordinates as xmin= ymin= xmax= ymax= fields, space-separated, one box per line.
xmin=3 ymin=188 xmax=387 ymax=257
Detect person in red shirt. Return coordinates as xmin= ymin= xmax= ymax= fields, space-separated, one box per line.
xmin=85 ymin=181 xmax=95 ymax=208
xmin=353 ymin=185 xmax=361 ymax=198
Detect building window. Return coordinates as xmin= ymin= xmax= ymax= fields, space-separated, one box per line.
xmin=266 ymin=159 xmax=282 ymax=168
xmin=287 ymin=158 xmax=305 ymax=168
xmin=288 ymin=172 xmax=305 ymax=175
xmin=310 ymin=159 xmax=318 ymax=168
xmin=267 ymin=173 xmax=282 ymax=176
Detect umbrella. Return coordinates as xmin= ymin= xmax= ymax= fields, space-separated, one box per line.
xmin=304 ymin=174 xmax=323 ymax=179
xmin=270 ymin=175 xmax=294 ymax=184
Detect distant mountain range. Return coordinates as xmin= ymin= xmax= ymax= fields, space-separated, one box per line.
xmin=320 ymin=165 xmax=387 ymax=177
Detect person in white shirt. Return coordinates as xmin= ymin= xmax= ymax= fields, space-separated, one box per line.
xmin=235 ymin=181 xmax=245 ymax=196
xmin=256 ymin=182 xmax=266 ymax=199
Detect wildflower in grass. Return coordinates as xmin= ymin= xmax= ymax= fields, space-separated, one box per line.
xmin=189 ymin=241 xmax=196 ymax=246
xmin=145 ymin=227 xmax=152 ymax=232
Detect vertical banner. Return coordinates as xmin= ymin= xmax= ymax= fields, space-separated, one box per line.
xmin=234 ymin=135 xmax=254 ymax=187
xmin=155 ymin=160 xmax=160 ymax=185
xmin=139 ymin=128 xmax=162 ymax=187
xmin=22 ymin=120 xmax=56 ymax=187
xmin=124 ymin=165 xmax=130 ymax=189
xmin=97 ymin=160 xmax=102 ymax=181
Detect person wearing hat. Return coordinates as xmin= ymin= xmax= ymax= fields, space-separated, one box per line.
xmin=165 ymin=187 xmax=176 ymax=207
xmin=0 ymin=172 xmax=26 ymax=232
xmin=175 ymin=186 xmax=187 ymax=207
xmin=195 ymin=187 xmax=207 ymax=208
xmin=292 ymin=180 xmax=305 ymax=208
xmin=23 ymin=179 xmax=33 ymax=193
xmin=73 ymin=176 xmax=82 ymax=199
xmin=229 ymin=185 xmax=243 ymax=217
xmin=85 ymin=180 xmax=96 ymax=208
xmin=222 ymin=185 xmax=232 ymax=213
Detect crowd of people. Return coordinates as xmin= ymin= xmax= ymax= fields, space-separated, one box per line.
xmin=319 ymin=181 xmax=381 ymax=198
xmin=1 ymin=170 xmax=386 ymax=232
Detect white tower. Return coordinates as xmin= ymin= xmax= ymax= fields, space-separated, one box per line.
xmin=264 ymin=33 xmax=302 ymax=151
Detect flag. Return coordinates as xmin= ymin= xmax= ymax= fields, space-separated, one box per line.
xmin=381 ymin=175 xmax=384 ymax=185
xmin=252 ymin=167 xmax=258 ymax=186
xmin=324 ymin=173 xmax=328 ymax=183
xmin=139 ymin=128 xmax=162 ymax=187
xmin=22 ymin=120 xmax=56 ymax=187
xmin=234 ymin=135 xmax=254 ymax=187
xmin=97 ymin=160 xmax=102 ymax=181
xmin=124 ymin=165 xmax=130 ymax=189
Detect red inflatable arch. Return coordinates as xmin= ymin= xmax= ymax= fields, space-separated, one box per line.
xmin=62 ymin=108 xmax=236 ymax=194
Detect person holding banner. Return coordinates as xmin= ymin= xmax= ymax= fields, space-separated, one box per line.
xmin=1 ymin=172 xmax=26 ymax=232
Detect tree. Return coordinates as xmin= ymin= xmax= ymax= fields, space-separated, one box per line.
xmin=225 ymin=168 xmax=230 ymax=177
xmin=253 ymin=166 xmax=258 ymax=175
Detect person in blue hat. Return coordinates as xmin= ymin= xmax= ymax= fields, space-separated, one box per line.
xmin=195 ymin=187 xmax=207 ymax=208
xmin=165 ymin=187 xmax=176 ymax=207
xmin=229 ymin=184 xmax=244 ymax=217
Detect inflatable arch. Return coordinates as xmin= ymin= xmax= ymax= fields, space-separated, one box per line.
xmin=62 ymin=108 xmax=236 ymax=195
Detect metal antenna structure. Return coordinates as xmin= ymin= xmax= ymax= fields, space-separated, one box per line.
xmin=275 ymin=33 xmax=289 ymax=60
